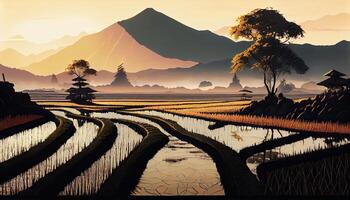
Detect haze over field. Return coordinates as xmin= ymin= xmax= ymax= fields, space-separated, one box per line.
xmin=0 ymin=0 xmax=349 ymax=91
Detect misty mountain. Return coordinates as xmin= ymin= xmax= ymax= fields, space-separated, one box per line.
xmin=119 ymin=8 xmax=250 ymax=63
xmin=0 ymin=48 xmax=59 ymax=68
xmin=0 ymin=33 xmax=87 ymax=55
xmin=0 ymin=64 xmax=51 ymax=90
xmin=25 ymin=22 xmax=195 ymax=75
xmin=125 ymin=41 xmax=350 ymax=88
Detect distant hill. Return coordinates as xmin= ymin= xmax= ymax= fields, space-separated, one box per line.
xmin=25 ymin=22 xmax=196 ymax=75
xmin=0 ymin=64 xmax=50 ymax=90
xmin=123 ymin=41 xmax=350 ymax=88
xmin=300 ymin=13 xmax=350 ymax=31
xmin=119 ymin=8 xmax=249 ymax=63
xmin=0 ymin=48 xmax=59 ymax=68
xmin=0 ymin=33 xmax=87 ymax=55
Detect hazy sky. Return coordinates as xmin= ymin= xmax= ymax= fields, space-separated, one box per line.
xmin=1 ymin=0 xmax=349 ymax=43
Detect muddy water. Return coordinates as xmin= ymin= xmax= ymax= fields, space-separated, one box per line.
xmin=60 ymin=123 xmax=142 ymax=195
xmin=0 ymin=122 xmax=56 ymax=163
xmin=135 ymin=110 xmax=291 ymax=151
xmin=92 ymin=112 xmax=224 ymax=196
xmin=0 ymin=114 xmax=99 ymax=195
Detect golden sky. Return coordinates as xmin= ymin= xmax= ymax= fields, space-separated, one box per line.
xmin=1 ymin=0 xmax=349 ymax=43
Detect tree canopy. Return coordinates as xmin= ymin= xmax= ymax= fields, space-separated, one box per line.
xmin=66 ymin=59 xmax=97 ymax=78
xmin=230 ymin=8 xmax=308 ymax=96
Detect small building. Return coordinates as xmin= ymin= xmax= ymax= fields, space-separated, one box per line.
xmin=317 ymin=69 xmax=348 ymax=90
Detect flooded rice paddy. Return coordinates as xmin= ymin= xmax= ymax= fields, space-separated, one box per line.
xmin=1 ymin=106 xmax=348 ymax=196
xmin=91 ymin=112 xmax=224 ymax=195
xmin=136 ymin=110 xmax=290 ymax=151
xmin=0 ymin=122 xmax=56 ymax=163
xmin=0 ymin=115 xmax=99 ymax=195
xmin=60 ymin=123 xmax=142 ymax=195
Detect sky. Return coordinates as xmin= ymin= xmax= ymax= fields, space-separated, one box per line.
xmin=1 ymin=0 xmax=349 ymax=43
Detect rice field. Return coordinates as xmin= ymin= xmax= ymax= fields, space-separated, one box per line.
xmin=0 ymin=117 xmax=99 ymax=195
xmin=0 ymin=121 xmax=56 ymax=163
xmin=247 ymin=136 xmax=349 ymax=175
xmin=91 ymin=112 xmax=224 ymax=196
xmin=135 ymin=110 xmax=291 ymax=152
xmin=60 ymin=123 xmax=142 ymax=195
xmin=1 ymin=99 xmax=349 ymax=196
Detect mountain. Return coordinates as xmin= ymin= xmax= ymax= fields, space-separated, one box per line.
xmin=25 ymin=23 xmax=196 ymax=75
xmin=123 ymin=41 xmax=350 ymax=88
xmin=119 ymin=8 xmax=249 ymax=63
xmin=215 ymin=13 xmax=350 ymax=45
xmin=0 ymin=33 xmax=87 ymax=55
xmin=0 ymin=48 xmax=59 ymax=68
xmin=298 ymin=13 xmax=350 ymax=45
xmin=214 ymin=26 xmax=231 ymax=38
xmin=300 ymin=13 xmax=350 ymax=31
xmin=0 ymin=64 xmax=51 ymax=90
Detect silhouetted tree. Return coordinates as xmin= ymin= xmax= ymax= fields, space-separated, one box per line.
xmin=65 ymin=59 xmax=97 ymax=104
xmin=111 ymin=63 xmax=133 ymax=87
xmin=230 ymin=8 xmax=308 ymax=100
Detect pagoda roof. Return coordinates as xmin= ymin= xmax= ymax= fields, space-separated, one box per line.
xmin=324 ymin=69 xmax=346 ymax=77
xmin=317 ymin=77 xmax=347 ymax=88
xmin=238 ymin=89 xmax=253 ymax=93
xmin=72 ymin=77 xmax=87 ymax=81
xmin=73 ymin=82 xmax=89 ymax=86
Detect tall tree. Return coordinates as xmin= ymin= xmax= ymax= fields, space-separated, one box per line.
xmin=230 ymin=8 xmax=308 ymax=99
xmin=65 ymin=59 xmax=97 ymax=103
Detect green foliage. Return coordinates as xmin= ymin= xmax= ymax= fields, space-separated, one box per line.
xmin=230 ymin=8 xmax=308 ymax=95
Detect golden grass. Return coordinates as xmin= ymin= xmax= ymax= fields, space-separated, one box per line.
xmin=0 ymin=115 xmax=44 ymax=131
xmin=173 ymin=105 xmax=246 ymax=113
xmin=145 ymin=100 xmax=250 ymax=110
xmin=168 ymin=110 xmax=350 ymax=134
xmin=96 ymin=100 xmax=219 ymax=106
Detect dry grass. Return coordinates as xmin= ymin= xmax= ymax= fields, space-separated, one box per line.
xmin=0 ymin=115 xmax=44 ymax=131
xmin=145 ymin=101 xmax=250 ymax=111
xmin=173 ymin=105 xmax=247 ymax=113
xmin=168 ymin=110 xmax=350 ymax=134
xmin=96 ymin=100 xmax=219 ymax=106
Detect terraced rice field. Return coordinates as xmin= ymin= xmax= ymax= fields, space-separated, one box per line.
xmin=0 ymin=122 xmax=56 ymax=163
xmin=0 ymin=115 xmax=99 ymax=195
xmin=0 ymin=100 xmax=349 ymax=196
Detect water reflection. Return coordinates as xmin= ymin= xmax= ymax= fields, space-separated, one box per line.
xmin=0 ymin=117 xmax=99 ymax=195
xmin=0 ymin=122 xmax=56 ymax=163
xmin=247 ymin=134 xmax=349 ymax=174
xmin=60 ymin=123 xmax=142 ymax=195
xmin=91 ymin=112 xmax=224 ymax=196
xmin=135 ymin=111 xmax=291 ymax=151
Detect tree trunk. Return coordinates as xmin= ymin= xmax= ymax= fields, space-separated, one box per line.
xmin=271 ymin=70 xmax=277 ymax=95
xmin=263 ymin=71 xmax=271 ymax=95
